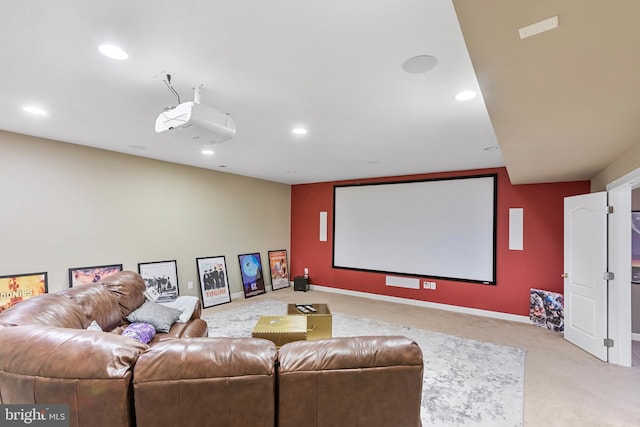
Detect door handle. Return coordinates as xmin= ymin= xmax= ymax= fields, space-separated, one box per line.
xmin=561 ymin=273 xmax=568 ymax=278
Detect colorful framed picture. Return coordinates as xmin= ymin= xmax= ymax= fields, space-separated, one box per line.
xmin=268 ymin=250 xmax=289 ymax=291
xmin=530 ymin=288 xmax=564 ymax=332
xmin=196 ymin=256 xmax=232 ymax=308
xmin=238 ymin=252 xmax=266 ymax=298
xmin=138 ymin=260 xmax=179 ymax=302
xmin=0 ymin=272 xmax=48 ymax=312
xmin=68 ymin=263 xmax=123 ymax=287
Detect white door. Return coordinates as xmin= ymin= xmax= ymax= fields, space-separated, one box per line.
xmin=563 ymin=192 xmax=608 ymax=361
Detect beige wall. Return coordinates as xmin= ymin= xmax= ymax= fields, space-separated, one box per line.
xmin=0 ymin=131 xmax=291 ymax=297
xmin=591 ymin=142 xmax=640 ymax=191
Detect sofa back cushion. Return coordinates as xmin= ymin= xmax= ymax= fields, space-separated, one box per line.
xmin=0 ymin=324 xmax=147 ymax=427
xmin=0 ymin=293 xmax=86 ymax=329
xmin=59 ymin=283 xmax=122 ymax=330
xmin=99 ymin=271 xmax=146 ymax=320
xmin=277 ymin=336 xmax=424 ymax=427
xmin=133 ymin=338 xmax=276 ymax=427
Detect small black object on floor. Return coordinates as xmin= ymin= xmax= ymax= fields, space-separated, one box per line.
xmin=294 ymin=276 xmax=309 ymax=292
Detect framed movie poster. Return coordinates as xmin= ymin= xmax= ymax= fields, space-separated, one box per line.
xmin=0 ymin=272 xmax=48 ymax=313
xmin=268 ymin=250 xmax=289 ymax=291
xmin=68 ymin=263 xmax=123 ymax=287
xmin=632 ymin=211 xmax=640 ymax=284
xmin=196 ymin=256 xmax=231 ymax=308
xmin=530 ymin=288 xmax=564 ymax=332
xmin=138 ymin=260 xmax=179 ymax=302
xmin=238 ymin=252 xmax=266 ymax=298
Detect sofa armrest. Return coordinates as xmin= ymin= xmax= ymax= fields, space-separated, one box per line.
xmin=0 ymin=325 xmax=147 ymax=427
xmin=277 ymin=335 xmax=424 ymax=427
xmin=133 ymin=337 xmax=277 ymax=427
xmin=179 ymin=318 xmax=208 ymax=337
xmin=191 ymin=298 xmax=202 ymax=320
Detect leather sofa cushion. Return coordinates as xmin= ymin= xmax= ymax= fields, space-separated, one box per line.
xmin=100 ymin=271 xmax=146 ymax=319
xmin=0 ymin=293 xmax=86 ymax=329
xmin=0 ymin=325 xmax=147 ymax=427
xmin=147 ymin=318 xmax=209 ymax=345
xmin=59 ymin=283 xmax=122 ymax=330
xmin=0 ymin=325 xmax=147 ymax=378
xmin=277 ymin=336 xmax=424 ymax=427
xmin=133 ymin=338 xmax=276 ymax=427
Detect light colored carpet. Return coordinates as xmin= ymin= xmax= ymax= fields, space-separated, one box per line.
xmin=203 ymin=299 xmax=526 ymax=427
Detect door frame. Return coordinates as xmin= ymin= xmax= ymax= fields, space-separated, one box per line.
xmin=606 ymin=167 xmax=640 ymax=367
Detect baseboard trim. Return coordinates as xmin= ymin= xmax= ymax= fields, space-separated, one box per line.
xmin=309 ymin=284 xmax=531 ymax=324
xmin=230 ymin=285 xmax=275 ymax=301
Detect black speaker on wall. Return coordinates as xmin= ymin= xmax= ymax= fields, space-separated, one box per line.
xmin=294 ymin=276 xmax=309 ymax=292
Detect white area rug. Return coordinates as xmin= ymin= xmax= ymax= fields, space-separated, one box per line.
xmin=203 ymin=299 xmax=526 ymax=427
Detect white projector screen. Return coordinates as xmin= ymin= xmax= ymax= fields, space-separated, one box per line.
xmin=332 ymin=175 xmax=496 ymax=284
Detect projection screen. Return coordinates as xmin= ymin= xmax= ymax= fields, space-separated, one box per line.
xmin=332 ymin=174 xmax=496 ymax=284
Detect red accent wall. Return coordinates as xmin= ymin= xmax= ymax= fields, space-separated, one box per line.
xmin=290 ymin=167 xmax=590 ymax=316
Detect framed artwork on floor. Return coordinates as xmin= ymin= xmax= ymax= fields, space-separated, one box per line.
xmin=196 ymin=255 xmax=231 ymax=308
xmin=68 ymin=263 xmax=123 ymax=287
xmin=138 ymin=260 xmax=179 ymax=302
xmin=0 ymin=271 xmax=48 ymax=313
xmin=529 ymin=288 xmax=564 ymax=332
xmin=238 ymin=252 xmax=266 ymax=298
xmin=268 ymin=249 xmax=289 ymax=291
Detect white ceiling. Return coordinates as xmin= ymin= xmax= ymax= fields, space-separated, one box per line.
xmin=454 ymin=0 xmax=640 ymax=185
xmin=0 ymin=0 xmax=506 ymax=185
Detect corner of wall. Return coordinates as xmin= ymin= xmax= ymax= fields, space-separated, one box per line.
xmin=591 ymin=143 xmax=640 ymax=192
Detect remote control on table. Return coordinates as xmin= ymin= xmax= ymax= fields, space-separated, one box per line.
xmin=304 ymin=305 xmax=317 ymax=312
xmin=296 ymin=304 xmax=310 ymax=313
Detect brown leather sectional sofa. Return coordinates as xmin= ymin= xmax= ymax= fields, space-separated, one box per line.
xmin=0 ymin=271 xmax=424 ymax=427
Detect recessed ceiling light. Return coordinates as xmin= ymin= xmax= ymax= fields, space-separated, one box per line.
xmin=292 ymin=127 xmax=308 ymax=135
xmin=483 ymin=146 xmax=499 ymax=151
xmin=98 ymin=44 xmax=128 ymax=60
xmin=129 ymin=144 xmax=147 ymax=151
xmin=23 ymin=106 xmax=47 ymax=115
xmin=201 ymin=149 xmax=215 ymax=155
xmin=402 ymin=55 xmax=438 ymax=73
xmin=455 ymin=91 xmax=477 ymax=101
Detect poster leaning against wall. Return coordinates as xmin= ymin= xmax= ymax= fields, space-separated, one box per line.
xmin=0 ymin=271 xmax=48 ymax=312
xmin=196 ymin=255 xmax=231 ymax=308
xmin=68 ymin=263 xmax=123 ymax=287
xmin=138 ymin=260 xmax=179 ymax=302
xmin=268 ymin=249 xmax=289 ymax=291
xmin=238 ymin=252 xmax=266 ymax=298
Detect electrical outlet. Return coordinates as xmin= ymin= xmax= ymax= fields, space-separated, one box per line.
xmin=431 ymin=282 xmax=437 ymax=290
xmin=188 ymin=281 xmax=193 ymax=289
xmin=423 ymin=281 xmax=430 ymax=289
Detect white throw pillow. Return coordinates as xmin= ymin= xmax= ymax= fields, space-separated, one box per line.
xmin=160 ymin=296 xmax=199 ymax=323
xmin=87 ymin=320 xmax=103 ymax=331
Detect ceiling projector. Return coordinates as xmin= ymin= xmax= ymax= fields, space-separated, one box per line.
xmin=154 ymin=86 xmax=236 ymax=144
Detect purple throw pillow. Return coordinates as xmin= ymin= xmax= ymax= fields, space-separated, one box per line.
xmin=122 ymin=322 xmax=156 ymax=344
